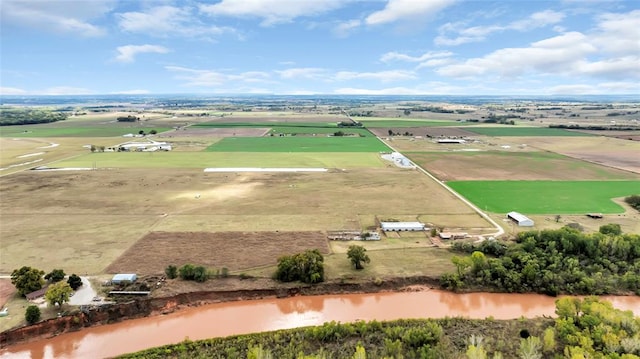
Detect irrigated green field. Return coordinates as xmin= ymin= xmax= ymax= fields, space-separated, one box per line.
xmin=206 ymin=136 xmax=389 ymax=152
xmin=464 ymin=127 xmax=592 ymax=136
xmin=447 ymin=180 xmax=640 ymax=214
xmin=52 ymin=152 xmax=386 ymax=168
xmin=193 ymin=121 xmax=337 ymax=128
xmin=360 ymin=119 xmax=467 ymax=127
xmin=268 ymin=127 xmax=374 ymax=137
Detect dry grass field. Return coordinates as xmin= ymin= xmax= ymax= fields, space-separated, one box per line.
xmin=0 ymin=167 xmax=485 ymax=275
xmin=106 ymin=231 xmax=330 ymax=275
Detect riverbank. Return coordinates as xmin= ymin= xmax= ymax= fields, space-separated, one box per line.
xmin=0 ymin=275 xmax=441 ymax=348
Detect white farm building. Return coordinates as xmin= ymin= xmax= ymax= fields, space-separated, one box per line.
xmin=111 ymin=273 xmax=138 ymax=285
xmin=380 ymin=222 xmax=426 ymax=232
xmin=507 ymin=211 xmax=534 ymax=227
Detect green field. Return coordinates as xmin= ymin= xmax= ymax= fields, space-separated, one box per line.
xmin=206 ymin=136 xmax=390 ymax=152
xmin=0 ymin=127 xmax=171 ymax=137
xmin=447 ymin=180 xmax=640 ymax=214
xmin=269 ymin=127 xmax=374 ymax=137
xmin=359 ymin=119 xmax=467 ymax=128
xmin=52 ymin=152 xmax=386 ymax=168
xmin=194 ymin=121 xmax=338 ymax=128
xmin=464 ymin=127 xmax=592 ymax=136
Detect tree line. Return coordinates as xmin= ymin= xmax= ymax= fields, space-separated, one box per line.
xmin=0 ymin=108 xmax=67 ymax=126
xmin=441 ymin=226 xmax=640 ymax=295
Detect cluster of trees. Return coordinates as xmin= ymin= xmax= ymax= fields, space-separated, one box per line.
xmin=0 ymin=108 xmax=67 ymax=126
xmin=10 ymin=267 xmax=83 ymax=297
xmin=625 ymin=195 xmax=640 ymax=212
xmin=274 ymin=249 xmax=325 ymax=284
xmin=549 ymin=124 xmax=640 ymax=131
xmin=165 ymin=264 xmax=229 ymax=282
xmin=387 ymin=129 xmax=414 ymax=136
xmin=124 ymin=298 xmax=638 ymax=358
xmin=441 ymin=227 xmax=640 ymax=295
xmin=337 ymin=121 xmax=363 ymax=127
xmin=117 ymin=115 xmax=139 ymax=122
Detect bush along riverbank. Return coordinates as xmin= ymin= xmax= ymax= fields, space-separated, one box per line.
xmin=441 ymin=227 xmax=640 ymax=295
xmin=118 ymin=297 xmax=640 ymax=359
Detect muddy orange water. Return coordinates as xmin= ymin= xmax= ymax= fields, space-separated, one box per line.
xmin=2 ymin=290 xmax=639 ymax=359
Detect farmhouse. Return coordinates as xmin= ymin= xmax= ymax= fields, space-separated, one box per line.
xmin=439 ymin=232 xmax=468 ymax=240
xmin=506 ymin=211 xmax=534 ymax=227
xmin=110 ymin=139 xmax=172 ymax=152
xmin=111 ymin=273 xmax=137 ymax=285
xmin=380 ymin=222 xmax=425 ymax=232
xmin=25 ymin=286 xmax=49 ymax=301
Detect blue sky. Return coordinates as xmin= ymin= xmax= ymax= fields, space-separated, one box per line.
xmin=1 ymin=0 xmax=638 ymax=95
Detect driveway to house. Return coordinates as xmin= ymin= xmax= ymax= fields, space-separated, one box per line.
xmin=68 ymin=277 xmax=99 ymax=305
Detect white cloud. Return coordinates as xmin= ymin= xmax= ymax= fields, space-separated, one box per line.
xmin=40 ymin=87 xmax=93 ymax=95
xmin=115 ymin=45 xmax=169 ymax=63
xmin=591 ymin=10 xmax=640 ymax=55
xmin=276 ymin=68 xmax=327 ymax=79
xmin=110 ymin=89 xmax=151 ymax=95
xmin=0 ymin=87 xmax=27 ymax=95
xmin=436 ymin=10 xmax=565 ymax=46
xmin=199 ymin=0 xmax=344 ymax=26
xmin=165 ymin=66 xmax=271 ymax=87
xmin=380 ymin=51 xmax=452 ymax=63
xmin=117 ymin=6 xmax=237 ymax=38
xmin=1 ymin=0 xmax=112 ymax=36
xmin=333 ymin=19 xmax=361 ymax=37
xmin=334 ymin=70 xmax=417 ymax=82
xmin=333 ymin=87 xmax=424 ymax=95
xmin=365 ymin=0 xmax=455 ymax=26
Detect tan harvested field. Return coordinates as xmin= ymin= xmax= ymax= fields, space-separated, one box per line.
xmin=158 ymin=127 xmax=269 ymax=138
xmin=519 ymin=136 xmax=640 ymax=174
xmin=106 ymin=231 xmax=330 ymax=275
xmin=198 ymin=112 xmax=347 ymax=123
xmin=407 ymin=151 xmax=640 ymax=181
xmin=0 ymin=166 xmax=485 ymax=274
xmin=379 ymin=136 xmax=523 ymax=152
xmin=369 ymin=127 xmax=477 ymax=138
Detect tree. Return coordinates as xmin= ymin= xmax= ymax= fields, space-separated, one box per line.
xmin=149 ymin=129 xmax=157 ymax=135
xmin=25 ymin=305 xmax=41 ymax=324
xmin=347 ymin=245 xmax=370 ymax=270
xmin=599 ymin=223 xmax=622 ymax=235
xmin=67 ymin=274 xmax=83 ymax=290
xmin=165 ymin=265 xmax=178 ymax=279
xmin=45 ymin=269 xmax=65 ymax=283
xmin=275 ymin=249 xmax=324 ymax=284
xmin=624 ymin=195 xmax=640 ymax=211
xmin=45 ymin=281 xmax=73 ymax=307
xmin=11 ymin=266 xmax=45 ymax=296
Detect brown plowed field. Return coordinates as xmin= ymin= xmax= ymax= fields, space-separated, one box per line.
xmin=106 ymin=231 xmax=330 ymax=275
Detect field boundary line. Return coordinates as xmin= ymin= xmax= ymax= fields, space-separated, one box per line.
xmin=377 ymin=137 xmax=505 ymax=238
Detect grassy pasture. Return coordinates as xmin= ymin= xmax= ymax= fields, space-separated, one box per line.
xmin=447 ymin=180 xmax=640 ymax=214
xmin=52 ymin=152 xmax=386 ymax=168
xmin=360 ymin=119 xmax=467 ymax=127
xmin=464 ymin=127 xmax=592 ymax=136
xmin=194 ymin=121 xmax=338 ymax=128
xmin=206 ymin=136 xmax=390 ymax=152
xmin=407 ymin=151 xmax=640 ymax=181
xmin=0 ymin=167 xmax=484 ymax=274
xmin=0 ymin=126 xmax=171 ymax=137
xmin=268 ymin=126 xmax=374 ymax=137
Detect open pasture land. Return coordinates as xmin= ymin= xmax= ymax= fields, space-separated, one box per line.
xmin=206 ymin=136 xmax=390 ymax=152
xmin=0 ymin=126 xmax=171 ymax=138
xmin=359 ymin=118 xmax=469 ymax=128
xmin=194 ymin=121 xmax=339 ymax=128
xmin=0 ymin=167 xmax=484 ymax=274
xmin=464 ymin=127 xmax=593 ymax=137
xmin=106 ymin=231 xmax=330 ymax=275
xmin=159 ymin=127 xmax=270 ymax=138
xmin=52 ymin=151 xmax=386 ymax=169
xmin=195 ymin=112 xmax=347 ymax=123
xmin=407 ymin=151 xmax=640 ymax=181
xmin=447 ymin=180 xmax=640 ymax=214
xmin=521 ymin=136 xmax=640 ymax=174
xmin=369 ymin=127 xmax=478 ymax=139
xmin=268 ymin=126 xmax=374 ymax=137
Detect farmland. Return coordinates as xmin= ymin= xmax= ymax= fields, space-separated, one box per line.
xmin=447 ymin=180 xmax=640 ymax=214
xmin=464 ymin=127 xmax=593 ymax=136
xmin=206 ymin=136 xmax=389 ymax=152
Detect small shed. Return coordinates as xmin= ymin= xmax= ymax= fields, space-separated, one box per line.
xmin=380 ymin=222 xmax=425 ymax=232
xmin=26 ymin=286 xmax=49 ymax=301
xmin=111 ymin=273 xmax=138 ymax=285
xmin=507 ymin=211 xmax=534 ymax=227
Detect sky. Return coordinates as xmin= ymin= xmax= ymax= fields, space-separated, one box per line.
xmin=1 ymin=0 xmax=639 ymax=96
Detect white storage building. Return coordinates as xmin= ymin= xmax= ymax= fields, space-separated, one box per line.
xmin=111 ymin=273 xmax=138 ymax=284
xmin=380 ymin=222 xmax=426 ymax=232
xmin=507 ymin=211 xmax=534 ymax=227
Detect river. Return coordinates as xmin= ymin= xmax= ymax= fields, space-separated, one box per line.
xmin=2 ymin=290 xmax=639 ymax=359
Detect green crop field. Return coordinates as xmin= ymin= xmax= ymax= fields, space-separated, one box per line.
xmin=464 ymin=127 xmax=593 ymax=136
xmin=359 ymin=119 xmax=467 ymax=128
xmin=0 ymin=127 xmax=171 ymax=138
xmin=268 ymin=127 xmax=374 ymax=137
xmin=193 ymin=122 xmax=338 ymax=128
xmin=206 ymin=136 xmax=390 ymax=152
xmin=447 ymin=180 xmax=640 ymax=214
xmin=52 ymin=152 xmax=386 ymax=168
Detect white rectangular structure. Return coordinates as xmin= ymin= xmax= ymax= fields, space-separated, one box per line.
xmin=507 ymin=211 xmax=534 ymax=227
xmin=381 ymin=222 xmax=425 ymax=231
xmin=111 ymin=273 xmax=138 ymax=284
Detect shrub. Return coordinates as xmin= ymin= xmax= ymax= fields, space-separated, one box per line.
xmin=25 ymin=305 xmax=41 ymax=324
xmin=67 ymin=274 xmax=83 ymax=290
xmin=165 ymin=265 xmax=178 ymax=279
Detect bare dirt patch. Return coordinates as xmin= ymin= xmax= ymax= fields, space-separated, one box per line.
xmin=106 ymin=231 xmax=330 ymax=275
xmin=0 ymin=279 xmax=15 ymax=308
